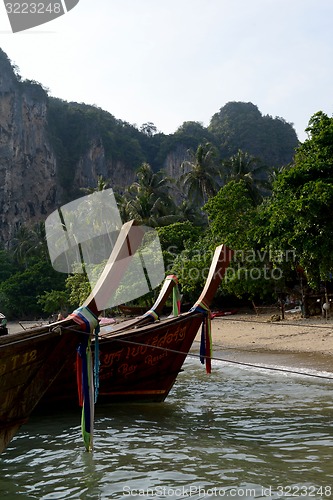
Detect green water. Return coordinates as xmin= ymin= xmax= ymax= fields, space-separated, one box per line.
xmin=0 ymin=356 xmax=332 ymax=499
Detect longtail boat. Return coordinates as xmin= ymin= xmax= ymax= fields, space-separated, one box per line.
xmin=39 ymin=244 xmax=232 ymax=408
xmin=118 ymin=304 xmax=148 ymax=316
xmin=0 ymin=220 xmax=146 ymax=454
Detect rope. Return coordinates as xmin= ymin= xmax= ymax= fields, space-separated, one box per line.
xmin=219 ymin=316 xmax=333 ymax=329
xmin=115 ymin=338 xmax=333 ymax=381
xmin=58 ymin=324 xmax=333 ymax=381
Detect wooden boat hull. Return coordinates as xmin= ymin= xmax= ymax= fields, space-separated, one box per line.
xmin=118 ymin=305 xmax=148 ymax=316
xmin=38 ymin=312 xmax=203 ymax=407
xmin=39 ymin=243 xmax=233 ymax=409
xmin=0 ymin=326 xmax=85 ymax=454
xmin=0 ymin=220 xmax=149 ymax=454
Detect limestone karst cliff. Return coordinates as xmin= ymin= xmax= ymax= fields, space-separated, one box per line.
xmin=0 ymin=49 xmax=139 ymax=246
xmin=0 ymin=50 xmax=57 ymax=245
xmin=0 ymin=48 xmax=299 ymax=247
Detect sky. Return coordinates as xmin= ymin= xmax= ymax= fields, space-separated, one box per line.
xmin=0 ymin=0 xmax=333 ymax=142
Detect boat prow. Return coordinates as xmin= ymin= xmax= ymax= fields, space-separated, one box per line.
xmin=39 ymin=244 xmax=233 ymax=407
xmin=0 ymin=220 xmax=146 ymax=454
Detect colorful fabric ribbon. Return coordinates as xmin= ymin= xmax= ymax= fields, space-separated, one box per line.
xmin=69 ymin=306 xmax=100 ymax=452
xmin=142 ymin=309 xmax=159 ymax=321
xmin=142 ymin=274 xmax=181 ymax=321
xmin=168 ymin=274 xmax=181 ymax=316
xmin=190 ymin=300 xmax=212 ymax=373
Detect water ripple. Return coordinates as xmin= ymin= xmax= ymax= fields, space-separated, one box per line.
xmin=1 ymin=358 xmax=332 ymax=499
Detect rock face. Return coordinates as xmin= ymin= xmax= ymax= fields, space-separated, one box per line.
xmin=0 ymin=50 xmax=57 ymax=246
xmin=0 ymin=50 xmax=137 ymax=247
xmin=0 ymin=48 xmax=300 ymax=247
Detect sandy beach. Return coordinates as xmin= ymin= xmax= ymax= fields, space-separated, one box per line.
xmin=211 ymin=310 xmax=333 ymax=354
xmin=8 ymin=309 xmax=333 ymax=374
xmin=205 ymin=309 xmax=333 ymax=375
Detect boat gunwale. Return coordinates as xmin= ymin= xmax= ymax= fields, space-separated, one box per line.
xmin=98 ymin=311 xmax=203 ymax=341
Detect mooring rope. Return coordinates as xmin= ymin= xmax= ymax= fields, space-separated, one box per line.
xmin=115 ymin=338 xmax=333 ymax=381
xmin=219 ymin=316 xmax=333 ymax=329
xmin=57 ymin=324 xmax=333 ymax=381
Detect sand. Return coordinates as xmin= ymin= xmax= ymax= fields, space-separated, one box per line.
xmin=210 ymin=311 xmax=333 ymax=354
xmin=7 ymin=309 xmax=333 ymax=374
xmin=205 ymin=309 xmax=333 ymax=375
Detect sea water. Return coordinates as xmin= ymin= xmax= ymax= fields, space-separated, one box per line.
xmin=0 ymin=349 xmax=332 ymax=500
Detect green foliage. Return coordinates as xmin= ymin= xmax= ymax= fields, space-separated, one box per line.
xmin=65 ymin=272 xmax=91 ymax=307
xmin=204 ymin=180 xmax=256 ymax=249
xmin=157 ymin=221 xmax=202 ymax=272
xmin=47 ymin=99 xmax=146 ymax=201
xmin=0 ymin=258 xmax=66 ymax=318
xmin=0 ymin=250 xmax=15 ymax=282
xmin=120 ymin=163 xmax=178 ymax=226
xmin=37 ymin=289 xmax=70 ymax=315
xmin=11 ymin=222 xmax=48 ymax=267
xmin=180 ymin=142 xmax=221 ymax=206
xmin=257 ymin=111 xmax=333 ymax=288
xmin=157 ymin=221 xmax=202 ymax=252
xmin=203 ymin=181 xmax=285 ymax=300
xmin=170 ymin=232 xmax=219 ymax=303
xmin=221 ymin=149 xmax=270 ymax=203
xmin=46 ymin=97 xmax=296 ymax=206
xmin=208 ymin=101 xmax=299 ymax=167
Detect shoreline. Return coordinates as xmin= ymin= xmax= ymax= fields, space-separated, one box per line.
xmin=206 ymin=311 xmax=333 ymax=375
xmin=8 ymin=310 xmax=333 ymax=374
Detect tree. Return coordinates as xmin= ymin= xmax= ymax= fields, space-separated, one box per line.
xmin=180 ymin=142 xmax=220 ymax=206
xmin=221 ymin=149 xmax=270 ymax=204
xmin=204 ymin=181 xmax=286 ymax=301
xmin=121 ymin=163 xmax=178 ymax=226
xmin=0 ymin=259 xmax=66 ymax=318
xmin=260 ymin=111 xmax=333 ymax=287
xmin=65 ymin=271 xmax=91 ymax=307
xmin=157 ymin=221 xmax=202 ymax=271
xmin=37 ymin=290 xmax=70 ymax=316
xmin=81 ymin=175 xmax=110 ymax=194
xmin=0 ymin=250 xmax=15 ymax=282
xmin=208 ymin=101 xmax=298 ymax=167
xmin=204 ymin=180 xmax=256 ymax=249
xmin=11 ymin=223 xmax=48 ymax=267
xmin=140 ymin=122 xmax=158 ymax=137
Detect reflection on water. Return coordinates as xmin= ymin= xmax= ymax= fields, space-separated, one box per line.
xmin=1 ymin=357 xmax=332 ymax=499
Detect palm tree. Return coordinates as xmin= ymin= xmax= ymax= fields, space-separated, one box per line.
xmin=124 ymin=193 xmax=176 ymax=227
xmin=268 ymin=164 xmax=291 ymax=190
xmin=80 ymin=175 xmax=110 ymax=194
xmin=221 ymin=149 xmax=269 ymax=205
xmin=130 ymin=163 xmax=172 ymax=201
xmin=180 ymin=143 xmax=220 ymax=206
xmin=12 ymin=223 xmax=48 ymax=267
xmin=120 ymin=163 xmax=178 ymax=227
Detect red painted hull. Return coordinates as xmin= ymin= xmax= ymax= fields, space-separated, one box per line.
xmin=39 ymin=312 xmax=204 ymax=407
